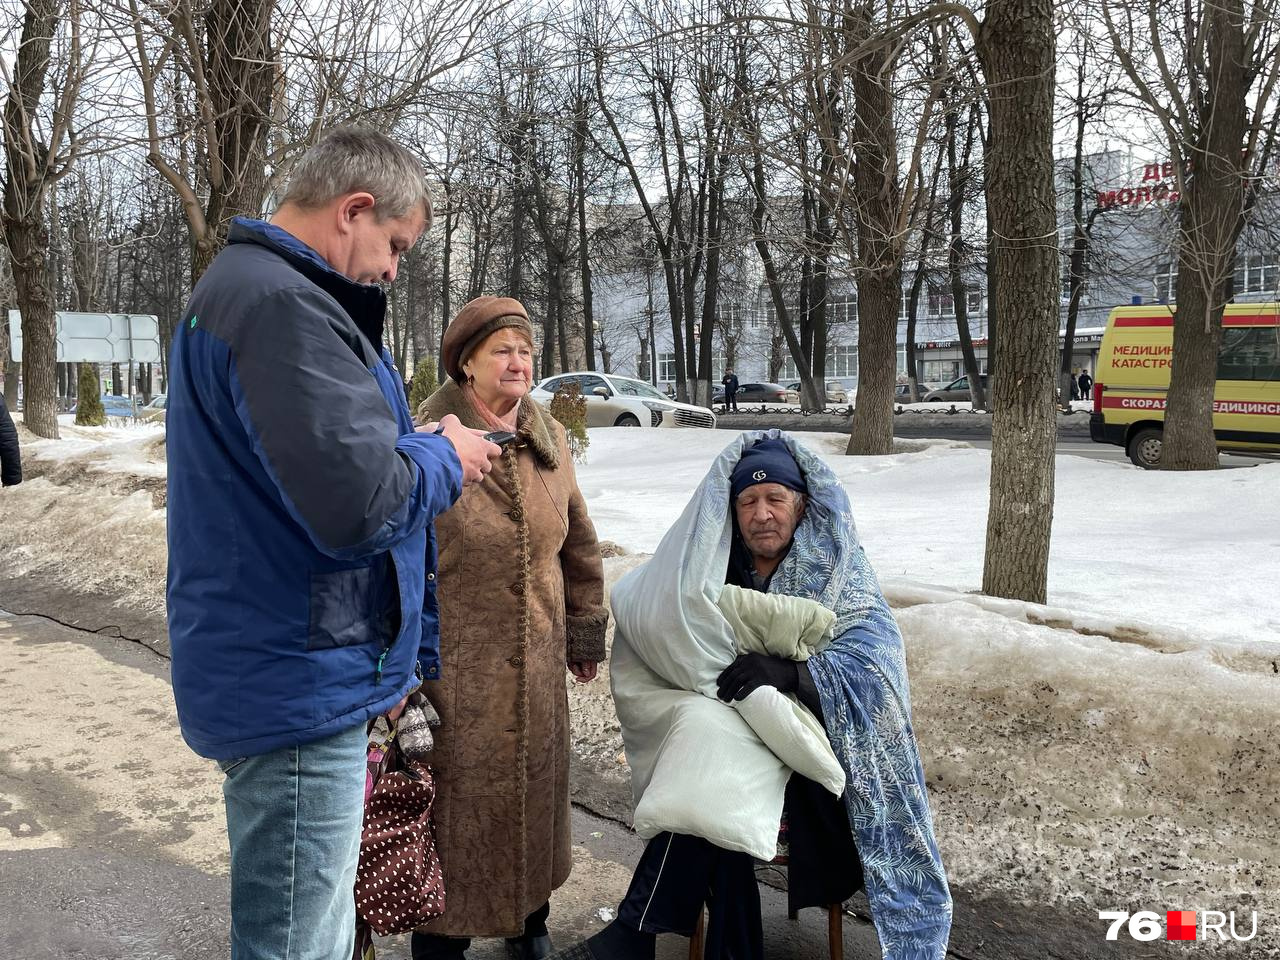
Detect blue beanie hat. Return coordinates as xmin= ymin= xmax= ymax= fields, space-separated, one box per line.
xmin=731 ymin=438 xmax=807 ymax=500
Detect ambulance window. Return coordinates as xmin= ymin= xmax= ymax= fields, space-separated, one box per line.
xmin=1218 ymin=328 xmax=1280 ymax=381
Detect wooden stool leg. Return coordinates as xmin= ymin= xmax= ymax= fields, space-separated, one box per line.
xmin=688 ymin=907 xmax=706 ymax=959
xmin=827 ymin=904 xmax=844 ymax=960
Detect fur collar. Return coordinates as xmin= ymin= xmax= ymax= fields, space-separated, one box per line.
xmin=417 ymin=380 xmax=561 ymax=470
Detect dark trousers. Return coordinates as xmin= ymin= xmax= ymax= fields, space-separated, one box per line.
xmin=617 ymin=832 xmax=762 ymax=960
xmin=410 ymin=901 xmax=550 ymax=958
xmin=725 ymin=391 xmax=738 ymax=411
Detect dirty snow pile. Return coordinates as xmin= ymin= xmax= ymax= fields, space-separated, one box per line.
xmin=5 ymin=422 xmax=1279 ymax=926
xmin=1 ymin=417 xmax=168 ymax=617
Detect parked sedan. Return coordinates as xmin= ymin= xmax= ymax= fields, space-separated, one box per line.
xmin=922 ymin=374 xmax=991 ymax=403
xmin=785 ymin=380 xmax=848 ymax=404
xmin=531 ymin=372 xmax=717 ymax=428
xmin=712 ymin=381 xmax=795 ymax=405
xmin=139 ymin=394 xmax=167 ymax=422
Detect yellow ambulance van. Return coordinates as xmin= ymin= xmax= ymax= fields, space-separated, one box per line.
xmin=1090 ymin=303 xmax=1280 ymax=467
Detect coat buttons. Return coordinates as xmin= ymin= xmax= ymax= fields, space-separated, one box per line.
xmin=510 ymin=581 xmax=524 ymax=595
xmin=509 ymin=507 xmax=524 ymax=522
xmin=426 ymin=572 xmax=435 ymax=581
xmin=508 ymin=655 xmax=524 ymax=667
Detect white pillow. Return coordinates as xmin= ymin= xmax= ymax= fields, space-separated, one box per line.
xmin=632 ymin=693 xmax=790 ymax=861
xmin=734 ymin=686 xmax=847 ymax=795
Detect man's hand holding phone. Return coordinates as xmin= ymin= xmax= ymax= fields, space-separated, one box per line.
xmin=417 ymin=413 xmax=501 ymax=485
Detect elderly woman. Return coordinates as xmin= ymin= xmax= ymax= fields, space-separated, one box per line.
xmin=411 ymin=296 xmax=609 ymax=960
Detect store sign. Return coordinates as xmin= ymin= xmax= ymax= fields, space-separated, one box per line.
xmin=1095 ymin=162 xmax=1183 ymax=210
xmin=914 ymin=333 xmax=1101 ymax=351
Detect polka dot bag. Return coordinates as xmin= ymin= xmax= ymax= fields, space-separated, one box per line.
xmin=353 ymin=735 xmax=446 ymax=952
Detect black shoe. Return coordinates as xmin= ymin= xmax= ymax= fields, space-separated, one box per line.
xmin=505 ymin=934 xmax=554 ymax=960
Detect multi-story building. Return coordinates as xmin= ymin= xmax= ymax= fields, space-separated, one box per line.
xmin=590 ymin=149 xmax=1280 ymax=393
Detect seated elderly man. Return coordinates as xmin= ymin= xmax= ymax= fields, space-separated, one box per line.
xmin=552 ymin=433 xmax=951 ymax=960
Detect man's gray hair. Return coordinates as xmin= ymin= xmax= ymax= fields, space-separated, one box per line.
xmin=282 ymin=127 xmax=433 ymax=227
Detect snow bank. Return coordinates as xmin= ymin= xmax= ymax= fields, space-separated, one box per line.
xmin=0 ymin=477 xmax=167 ymax=617
xmin=17 ymin=415 xmax=167 ymax=478
xmin=903 ymin=600 xmax=1278 ymax=918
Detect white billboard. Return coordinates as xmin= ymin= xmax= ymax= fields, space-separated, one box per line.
xmin=7 ymin=310 xmax=162 ymax=363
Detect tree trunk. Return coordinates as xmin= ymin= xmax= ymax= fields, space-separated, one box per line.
xmin=977 ymin=0 xmax=1060 ymax=604
xmin=661 ymin=256 xmax=687 ymax=401
xmin=1163 ymin=0 xmax=1247 ymax=471
xmin=438 ymin=180 xmax=457 ymax=383
xmin=906 ymin=261 xmax=927 ymax=400
xmin=553 ymin=264 xmax=569 ymax=376
xmin=847 ymin=273 xmax=900 ymax=450
xmin=189 ymin=0 xmax=274 ymax=283
xmin=846 ymin=14 xmax=901 ymax=456
xmin=697 ymin=166 xmax=726 ymax=408
xmin=748 ymin=147 xmax=815 ymax=407
xmin=1 ymin=0 xmax=64 ymax=439
xmin=574 ymin=109 xmax=597 ymax=372
xmin=906 ymin=156 xmax=945 ymax=402
xmin=1059 ymin=59 xmax=1090 ymax=409
xmin=947 ymin=103 xmax=985 ymax=410
xmin=3 ymin=354 xmax=18 ymax=409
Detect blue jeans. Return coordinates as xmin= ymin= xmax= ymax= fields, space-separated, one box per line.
xmin=220 ymin=722 xmax=367 ymax=960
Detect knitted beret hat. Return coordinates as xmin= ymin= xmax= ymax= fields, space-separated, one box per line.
xmin=441 ymin=296 xmax=534 ymax=382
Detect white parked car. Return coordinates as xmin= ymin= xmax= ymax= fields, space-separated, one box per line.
xmin=531 ymin=372 xmax=717 ymax=428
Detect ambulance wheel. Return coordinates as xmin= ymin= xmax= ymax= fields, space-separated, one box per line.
xmin=1127 ymin=427 xmax=1163 ymax=469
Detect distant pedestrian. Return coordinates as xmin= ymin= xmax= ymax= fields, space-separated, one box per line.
xmin=165 ymin=128 xmax=501 ymax=960
xmin=721 ymin=368 xmax=740 ymax=412
xmin=0 ymin=393 xmax=21 ymax=487
xmin=1078 ymin=370 xmax=1093 ymax=400
xmin=1069 ymin=370 xmax=1080 ymax=401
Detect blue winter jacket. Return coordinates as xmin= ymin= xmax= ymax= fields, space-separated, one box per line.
xmin=166 ymin=218 xmax=462 ymax=760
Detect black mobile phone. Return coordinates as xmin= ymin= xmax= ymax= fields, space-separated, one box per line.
xmin=484 ymin=431 xmax=518 ymax=448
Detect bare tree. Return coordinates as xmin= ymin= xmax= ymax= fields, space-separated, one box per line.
xmin=974 ymin=0 xmax=1059 ymax=602
xmin=894 ymin=0 xmax=1061 ymax=601
xmin=904 ymin=147 xmax=946 ymax=402
xmin=591 ymin=0 xmax=734 ymax=404
xmin=1102 ymin=0 xmax=1280 ymax=469
xmin=2 ymin=0 xmax=86 ymax=438
xmin=1056 ymin=24 xmax=1117 ymax=410
xmin=942 ymin=67 xmax=987 ymax=411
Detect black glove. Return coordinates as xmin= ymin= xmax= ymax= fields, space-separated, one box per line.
xmin=716 ymin=653 xmax=799 ymax=702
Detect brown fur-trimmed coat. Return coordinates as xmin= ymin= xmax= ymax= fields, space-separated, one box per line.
xmin=413 ymin=381 xmax=608 ymax=936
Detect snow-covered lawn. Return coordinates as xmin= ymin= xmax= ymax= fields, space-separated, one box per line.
xmin=579 ymin=429 xmax=1280 ymax=653
xmin=6 ymin=422 xmax=1279 ymax=927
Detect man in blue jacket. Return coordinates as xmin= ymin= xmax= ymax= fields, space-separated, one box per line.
xmin=166 ymin=127 xmax=500 ymax=960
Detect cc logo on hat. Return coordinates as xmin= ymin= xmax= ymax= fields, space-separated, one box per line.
xmin=752 ymin=470 xmax=767 ymax=481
